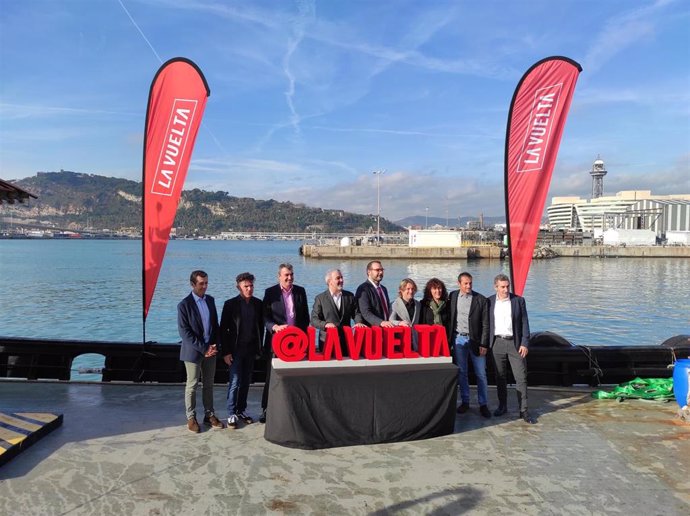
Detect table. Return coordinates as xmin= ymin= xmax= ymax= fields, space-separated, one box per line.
xmin=264 ymin=361 xmax=458 ymax=449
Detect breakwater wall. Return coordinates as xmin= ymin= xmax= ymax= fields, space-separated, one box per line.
xmin=301 ymin=244 xmax=690 ymax=259
xmin=550 ymin=245 xmax=690 ymax=258
xmin=301 ymin=244 xmax=503 ymax=259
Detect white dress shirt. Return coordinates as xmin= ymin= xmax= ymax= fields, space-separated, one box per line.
xmin=493 ymin=296 xmax=513 ymax=337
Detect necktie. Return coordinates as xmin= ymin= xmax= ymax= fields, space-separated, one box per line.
xmin=376 ymin=286 xmax=389 ymax=319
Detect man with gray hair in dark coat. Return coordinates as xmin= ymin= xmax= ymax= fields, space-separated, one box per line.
xmin=488 ymin=273 xmax=536 ymax=424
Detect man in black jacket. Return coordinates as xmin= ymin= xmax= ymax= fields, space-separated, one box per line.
xmin=448 ymin=272 xmax=491 ymax=418
xmin=260 ymin=263 xmax=310 ymax=423
xmin=220 ymin=272 xmax=264 ymax=429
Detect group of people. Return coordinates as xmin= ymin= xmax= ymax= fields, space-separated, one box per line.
xmin=177 ymin=260 xmax=537 ymax=434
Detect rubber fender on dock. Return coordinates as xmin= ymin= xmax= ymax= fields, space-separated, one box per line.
xmin=528 ymin=331 xmax=575 ymax=348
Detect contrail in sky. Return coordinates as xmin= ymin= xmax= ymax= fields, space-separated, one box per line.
xmin=117 ymin=0 xmax=226 ymax=154
xmin=117 ymin=0 xmax=163 ymax=64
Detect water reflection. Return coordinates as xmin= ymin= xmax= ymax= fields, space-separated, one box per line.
xmin=0 ymin=240 xmax=687 ymax=347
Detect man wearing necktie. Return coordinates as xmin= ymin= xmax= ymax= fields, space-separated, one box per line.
xmin=355 ymin=260 xmax=394 ymax=328
xmin=177 ymin=270 xmax=223 ymax=433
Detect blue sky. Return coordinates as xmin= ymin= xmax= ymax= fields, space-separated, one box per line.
xmin=1 ymin=0 xmax=688 ymax=220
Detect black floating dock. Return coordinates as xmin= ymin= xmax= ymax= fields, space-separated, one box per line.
xmin=0 ymin=412 xmax=63 ymax=467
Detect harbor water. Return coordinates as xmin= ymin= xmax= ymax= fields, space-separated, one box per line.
xmin=1 ymin=239 xmax=688 ymax=377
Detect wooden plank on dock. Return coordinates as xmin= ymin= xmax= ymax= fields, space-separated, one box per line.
xmin=0 ymin=412 xmax=63 ymax=467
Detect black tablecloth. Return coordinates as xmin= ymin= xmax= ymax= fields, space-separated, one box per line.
xmin=264 ymin=362 xmax=458 ymax=449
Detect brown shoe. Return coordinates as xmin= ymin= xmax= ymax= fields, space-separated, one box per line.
xmin=187 ymin=417 xmax=200 ymax=433
xmin=203 ymin=414 xmax=224 ymax=429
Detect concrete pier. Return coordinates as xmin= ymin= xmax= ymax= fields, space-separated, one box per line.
xmin=301 ymin=244 xmax=503 ymax=259
xmin=301 ymin=244 xmax=690 ymax=259
xmin=549 ymin=245 xmax=690 ymax=258
xmin=1 ymin=381 xmax=688 ymax=514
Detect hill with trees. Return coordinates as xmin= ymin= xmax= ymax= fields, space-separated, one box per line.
xmin=6 ymin=171 xmax=403 ymax=235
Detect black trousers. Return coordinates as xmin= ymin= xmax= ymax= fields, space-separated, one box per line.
xmin=261 ymin=357 xmax=272 ymax=410
xmin=492 ymin=336 xmax=528 ymax=412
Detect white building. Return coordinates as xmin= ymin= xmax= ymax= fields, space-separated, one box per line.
xmin=408 ymin=229 xmax=462 ymax=247
xmin=547 ymin=190 xmax=690 ymax=237
xmin=602 ymin=229 xmax=656 ymax=246
xmin=666 ymin=231 xmax=690 ymax=245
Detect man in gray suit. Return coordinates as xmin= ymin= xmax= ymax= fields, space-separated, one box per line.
xmin=488 ymin=273 xmax=536 ymax=424
xmin=311 ymin=269 xmax=366 ymax=356
xmin=177 ymin=270 xmax=223 ymax=433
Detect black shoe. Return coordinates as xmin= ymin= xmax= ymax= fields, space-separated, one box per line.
xmin=520 ymin=411 xmax=537 ymax=424
xmin=236 ymin=411 xmax=254 ymax=424
xmin=479 ymin=405 xmax=491 ymax=418
xmin=259 ymin=409 xmax=267 ymax=424
xmin=456 ymin=403 xmax=470 ymax=414
xmin=493 ymin=404 xmax=507 ymax=417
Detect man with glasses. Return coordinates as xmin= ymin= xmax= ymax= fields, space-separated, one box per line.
xmin=355 ymin=260 xmax=394 ymax=328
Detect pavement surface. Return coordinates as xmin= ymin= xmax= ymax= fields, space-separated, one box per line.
xmin=0 ymin=381 xmax=688 ymax=515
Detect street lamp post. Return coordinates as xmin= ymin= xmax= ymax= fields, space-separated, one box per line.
xmin=373 ymin=170 xmax=385 ymax=246
xmin=425 ymin=207 xmax=429 ymax=229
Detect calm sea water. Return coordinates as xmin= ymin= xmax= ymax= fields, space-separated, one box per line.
xmin=1 ymin=239 xmax=688 ymax=378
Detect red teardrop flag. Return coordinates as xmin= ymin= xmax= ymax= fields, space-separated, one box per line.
xmin=505 ymin=56 xmax=581 ymax=295
xmin=142 ymin=58 xmax=210 ymax=322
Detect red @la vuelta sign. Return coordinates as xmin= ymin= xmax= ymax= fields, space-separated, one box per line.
xmin=272 ymin=325 xmax=450 ymax=362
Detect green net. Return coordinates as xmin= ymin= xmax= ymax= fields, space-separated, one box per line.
xmin=591 ymin=377 xmax=675 ymax=401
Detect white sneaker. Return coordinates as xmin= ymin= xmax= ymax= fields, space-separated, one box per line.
xmin=227 ymin=414 xmax=238 ymax=429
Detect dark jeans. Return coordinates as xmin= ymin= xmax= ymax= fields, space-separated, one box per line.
xmin=226 ymin=354 xmax=255 ymax=415
xmin=492 ymin=336 xmax=528 ymax=412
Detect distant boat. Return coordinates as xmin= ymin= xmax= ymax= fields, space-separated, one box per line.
xmin=26 ymin=230 xmax=52 ymax=238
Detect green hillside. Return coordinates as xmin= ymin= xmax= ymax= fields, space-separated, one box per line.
xmin=9 ymin=171 xmax=402 ymax=235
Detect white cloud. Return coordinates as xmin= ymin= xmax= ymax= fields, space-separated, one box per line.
xmin=0 ymin=103 xmax=137 ymax=120
xmin=584 ymin=0 xmax=677 ymax=73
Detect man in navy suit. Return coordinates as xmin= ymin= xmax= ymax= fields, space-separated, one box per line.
xmin=220 ymin=272 xmax=264 ymax=429
xmin=488 ymin=273 xmax=536 ymax=424
xmin=260 ymin=263 xmax=310 ymax=423
xmin=178 ymin=270 xmax=223 ymax=433
xmin=355 ymin=260 xmax=394 ymax=328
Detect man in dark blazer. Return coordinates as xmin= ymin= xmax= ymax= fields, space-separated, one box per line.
xmin=177 ymin=270 xmax=223 ymax=433
xmin=488 ymin=273 xmax=536 ymax=424
xmin=355 ymin=260 xmax=394 ymax=328
xmin=220 ymin=272 xmax=265 ymax=429
xmin=448 ymin=272 xmax=491 ymax=418
xmin=311 ymin=269 xmax=365 ymax=356
xmin=260 ymin=263 xmax=310 ymax=422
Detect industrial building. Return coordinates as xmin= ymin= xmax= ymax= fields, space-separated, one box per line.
xmin=546 ymin=157 xmax=690 ymax=240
